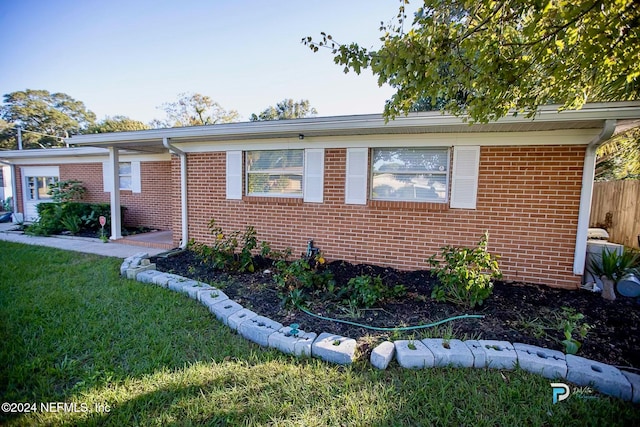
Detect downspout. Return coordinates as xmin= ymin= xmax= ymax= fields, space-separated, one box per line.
xmin=162 ymin=137 xmax=188 ymax=249
xmin=573 ymin=119 xmax=617 ymax=276
xmin=0 ymin=160 xmax=18 ymax=213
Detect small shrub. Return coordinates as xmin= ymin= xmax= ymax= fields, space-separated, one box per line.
xmin=558 ymin=307 xmax=592 ymax=355
xmin=340 ymin=275 xmax=406 ymax=308
xmin=428 ymin=231 xmax=501 ymax=309
xmin=273 ymin=255 xmax=335 ymax=307
xmin=27 ymin=202 xmax=121 ymax=237
xmin=192 ymin=219 xmax=262 ymax=273
xmin=48 ymin=179 xmax=86 ymax=203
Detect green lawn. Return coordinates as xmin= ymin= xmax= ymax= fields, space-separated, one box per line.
xmin=0 ymin=241 xmax=637 ymax=426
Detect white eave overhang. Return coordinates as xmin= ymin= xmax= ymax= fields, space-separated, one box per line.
xmin=0 ymin=146 xmax=109 ymax=160
xmin=52 ymin=100 xmax=640 ymax=152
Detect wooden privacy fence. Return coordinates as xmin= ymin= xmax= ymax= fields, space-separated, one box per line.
xmin=590 ymin=180 xmax=640 ymax=249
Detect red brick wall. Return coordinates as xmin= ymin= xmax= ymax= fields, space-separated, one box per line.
xmin=183 ymin=146 xmax=585 ymax=289
xmin=17 ymin=161 xmax=176 ymax=230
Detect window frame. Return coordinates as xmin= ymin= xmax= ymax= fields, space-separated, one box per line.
xmin=370 ymin=147 xmax=451 ymax=203
xmin=245 ymin=149 xmax=305 ymax=198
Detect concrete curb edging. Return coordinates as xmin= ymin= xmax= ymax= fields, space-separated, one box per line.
xmin=122 ymin=256 xmax=638 ymax=403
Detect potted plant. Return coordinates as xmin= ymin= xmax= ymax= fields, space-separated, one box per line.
xmin=590 ymin=247 xmax=639 ymax=301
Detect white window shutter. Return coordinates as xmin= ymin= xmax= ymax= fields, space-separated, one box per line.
xmin=226 ymin=151 xmax=243 ymax=200
xmin=131 ymin=161 xmax=141 ymax=193
xmin=304 ymin=148 xmax=324 ymax=203
xmin=345 ymin=148 xmax=368 ymax=204
xmin=450 ymin=146 xmax=480 ymax=209
xmin=102 ymin=161 xmax=113 ymax=193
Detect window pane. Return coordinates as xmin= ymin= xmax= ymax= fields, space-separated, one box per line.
xmin=246 ymin=150 xmax=304 ymax=197
xmin=119 ymin=176 xmax=132 ymax=190
xmin=248 ymin=174 xmax=302 ymax=195
xmin=372 ymin=173 xmax=448 ymax=202
xmin=119 ymin=162 xmax=132 ymax=175
xmin=247 ymin=150 xmax=303 ymax=173
xmin=37 ymin=176 xmax=56 ymax=200
xmin=372 ymin=148 xmax=448 ymax=173
xmin=27 ymin=177 xmax=37 ymax=200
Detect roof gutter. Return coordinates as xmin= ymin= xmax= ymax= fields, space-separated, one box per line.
xmin=0 ymin=160 xmax=18 ymax=214
xmin=162 ymin=137 xmax=188 ymax=249
xmin=573 ymin=119 xmax=617 ymax=277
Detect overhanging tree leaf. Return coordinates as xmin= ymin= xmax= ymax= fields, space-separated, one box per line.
xmin=303 ymin=0 xmax=640 ymax=123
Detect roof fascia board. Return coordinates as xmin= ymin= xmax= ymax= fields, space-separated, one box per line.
xmin=66 ymin=101 xmax=640 ymax=147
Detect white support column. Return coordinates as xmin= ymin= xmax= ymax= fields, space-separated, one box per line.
xmin=573 ymin=120 xmax=616 ymax=275
xmin=108 ymin=146 xmax=122 ymax=240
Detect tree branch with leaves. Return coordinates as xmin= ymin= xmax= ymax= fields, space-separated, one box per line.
xmin=303 ymin=0 xmax=640 ymax=123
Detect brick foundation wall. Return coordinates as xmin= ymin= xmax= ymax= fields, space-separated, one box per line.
xmin=182 ymin=146 xmax=585 ymax=290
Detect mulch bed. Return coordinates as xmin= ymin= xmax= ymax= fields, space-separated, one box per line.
xmin=152 ymin=250 xmax=640 ymax=369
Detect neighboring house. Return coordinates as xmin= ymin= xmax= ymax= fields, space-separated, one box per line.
xmin=1 ymin=102 xmax=639 ymax=290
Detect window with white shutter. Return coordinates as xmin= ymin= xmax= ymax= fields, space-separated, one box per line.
xmin=226 ymin=151 xmax=243 ymax=200
xmin=303 ymin=148 xmax=324 ymax=203
xmin=371 ymin=147 xmax=449 ymax=203
xmin=246 ymin=150 xmax=304 ymax=197
xmin=345 ymin=148 xmax=368 ymax=204
xmin=450 ymin=146 xmax=480 ymax=209
xmin=103 ymin=161 xmax=141 ymax=193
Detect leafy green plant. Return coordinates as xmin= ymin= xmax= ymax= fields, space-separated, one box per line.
xmin=273 ymin=255 xmax=335 ymax=307
xmin=516 ymin=307 xmax=592 ymax=355
xmin=589 ymin=246 xmax=639 ymax=300
xmin=428 ymin=232 xmax=501 ymax=309
xmin=26 ymin=202 xmax=121 ymax=237
xmin=191 ymin=219 xmax=262 ymax=273
xmin=60 ymin=214 xmax=82 ymax=235
xmin=558 ymin=307 xmax=592 ymax=355
xmin=2 ymin=197 xmax=13 ymax=212
xmin=48 ymin=179 xmax=86 ymax=203
xmin=340 ymin=275 xmax=406 ymax=308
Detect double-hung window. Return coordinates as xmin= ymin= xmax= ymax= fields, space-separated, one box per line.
xmin=246 ymin=150 xmax=304 ymax=197
xmin=371 ymin=147 xmax=450 ymax=203
xmin=102 ymin=161 xmax=141 ymax=193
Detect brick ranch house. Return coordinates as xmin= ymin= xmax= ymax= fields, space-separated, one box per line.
xmin=2 ymin=101 xmax=640 ymax=290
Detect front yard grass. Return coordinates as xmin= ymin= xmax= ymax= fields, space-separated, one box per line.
xmin=0 ymin=241 xmax=637 ymax=426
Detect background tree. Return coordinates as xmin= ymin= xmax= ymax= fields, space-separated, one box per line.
xmin=304 ymin=0 xmax=640 ymax=123
xmin=87 ymin=115 xmax=149 ymax=133
xmin=250 ymin=99 xmax=318 ymax=121
xmin=156 ymin=92 xmax=239 ymax=127
xmin=0 ymin=89 xmax=96 ymax=149
xmin=596 ymin=128 xmax=640 ymax=181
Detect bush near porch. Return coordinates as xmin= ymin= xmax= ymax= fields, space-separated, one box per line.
xmin=26 ymin=202 xmax=126 ymax=236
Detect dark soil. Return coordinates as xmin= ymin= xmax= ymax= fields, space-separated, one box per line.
xmin=152 ymin=250 xmax=640 ymax=369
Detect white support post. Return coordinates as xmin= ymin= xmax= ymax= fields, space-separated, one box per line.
xmin=108 ymin=146 xmax=122 ymax=240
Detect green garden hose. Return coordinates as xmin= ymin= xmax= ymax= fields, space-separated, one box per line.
xmin=296 ymin=305 xmax=484 ymax=332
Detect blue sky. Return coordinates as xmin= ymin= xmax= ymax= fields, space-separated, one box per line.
xmin=0 ymin=0 xmax=408 ymax=123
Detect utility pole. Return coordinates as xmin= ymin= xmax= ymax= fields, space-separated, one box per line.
xmin=16 ymin=125 xmax=22 ymax=150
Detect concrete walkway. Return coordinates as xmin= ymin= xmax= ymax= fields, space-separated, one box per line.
xmin=0 ymin=223 xmax=168 ymax=258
